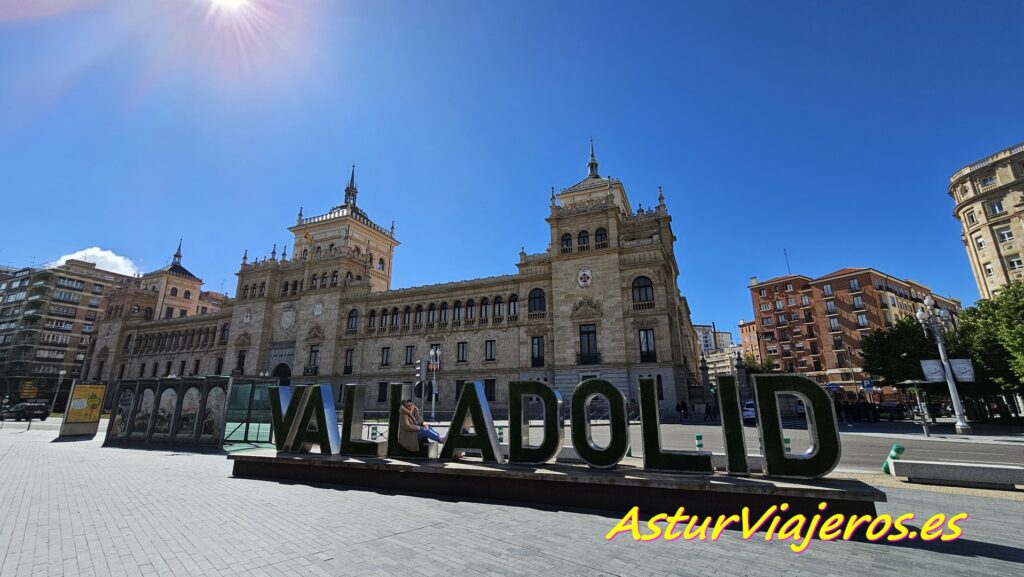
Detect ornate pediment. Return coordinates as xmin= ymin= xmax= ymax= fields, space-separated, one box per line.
xmin=525 ymin=326 xmax=549 ymax=338
xmin=235 ymin=332 xmax=252 ymax=347
xmin=306 ymin=324 xmax=324 ymax=343
xmin=570 ymin=297 xmax=603 ymax=319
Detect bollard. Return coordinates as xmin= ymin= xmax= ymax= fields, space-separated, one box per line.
xmin=880 ymin=443 xmax=905 ymax=474
xmin=370 ymin=425 xmax=378 ymax=440
xmin=784 ymin=437 xmax=791 ymax=454
xmin=695 ymin=433 xmax=704 ymax=451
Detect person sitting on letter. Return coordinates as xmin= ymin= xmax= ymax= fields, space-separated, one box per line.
xmin=399 ymin=400 xmax=445 ymax=451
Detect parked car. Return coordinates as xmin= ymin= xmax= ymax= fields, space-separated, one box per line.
xmin=876 ymin=402 xmax=906 ymax=421
xmin=0 ymin=401 xmax=50 ymax=421
xmin=742 ymin=400 xmax=757 ymax=425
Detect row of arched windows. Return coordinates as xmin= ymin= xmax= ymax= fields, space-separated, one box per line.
xmin=106 ymin=303 xmax=154 ymax=321
xmin=561 ymin=228 xmax=608 ymax=254
xmin=347 ymin=289 xmax=549 ymax=332
xmin=128 ymin=323 xmax=230 ymax=354
xmin=241 ymin=270 xmax=368 ymax=300
xmin=297 ymin=244 xmax=387 ymax=272
xmin=168 ymin=287 xmax=192 ymax=299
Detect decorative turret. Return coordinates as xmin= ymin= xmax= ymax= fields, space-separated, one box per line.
xmin=588 ymin=138 xmax=599 ymax=178
xmin=241 ymin=249 xmax=248 ymax=266
xmin=344 ymin=164 xmax=358 ymax=207
xmin=297 ymin=206 xmax=303 ymax=225
xmin=172 ymin=239 xmax=183 ymax=266
xmin=270 ymin=244 xmax=277 ymax=260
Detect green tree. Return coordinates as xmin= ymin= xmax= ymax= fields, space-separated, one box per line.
xmin=951 ymin=299 xmax=1018 ymax=394
xmin=860 ymin=316 xmax=936 ymax=386
xmin=744 ymin=353 xmax=775 ymax=374
xmin=988 ymin=281 xmax=1024 ymax=391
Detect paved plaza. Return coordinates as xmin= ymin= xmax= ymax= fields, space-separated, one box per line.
xmin=0 ymin=423 xmax=1022 ymax=577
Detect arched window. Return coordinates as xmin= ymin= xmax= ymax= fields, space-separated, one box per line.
xmin=632 ymin=276 xmax=655 ymax=305
xmin=183 ymin=290 xmax=191 ymax=300
xmin=440 ymin=302 xmax=449 ymax=322
xmin=414 ymin=305 xmax=423 ymax=325
xmin=242 ymin=285 xmax=249 ymax=298
xmin=380 ymin=308 xmax=389 ymax=328
xmin=578 ymin=230 xmax=589 ymax=250
xmin=310 ymin=275 xmax=318 ymax=289
xmin=465 ymin=299 xmax=476 ymax=320
xmin=378 ymin=258 xmax=385 ymax=271
xmin=347 ymin=309 xmax=359 ymax=330
xmin=346 ymin=271 xmax=353 ymax=281
xmin=595 ymin=228 xmax=608 ymax=248
xmin=493 ymin=296 xmax=503 ymax=318
xmin=315 ymin=246 xmax=322 ymax=257
xmin=258 ymin=283 xmax=265 ymax=296
xmin=480 ymin=298 xmax=490 ymax=319
xmin=301 ymin=248 xmax=308 ymax=260
xmin=453 ymin=301 xmax=462 ymax=321
xmin=331 ymin=271 xmax=339 ymax=287
xmin=320 ymin=273 xmax=328 ymax=288
xmin=144 ymin=307 xmax=153 ymax=320
xmin=560 ymin=233 xmax=572 ymax=254
xmin=427 ymin=303 xmax=437 ymax=323
xmin=291 ymin=280 xmax=298 ymax=295
xmin=391 ymin=307 xmax=399 ymax=326
xmin=508 ymin=294 xmax=519 ymax=317
xmin=131 ymin=304 xmax=140 ymax=315
xmin=170 ymin=287 xmax=178 ymax=297
xmin=221 ymin=323 xmax=230 ymax=343
xmin=528 ymin=289 xmax=545 ymax=312
xmin=403 ymin=306 xmax=412 ymax=326
xmin=368 ymin=310 xmax=376 ymax=329
xmin=281 ymin=282 xmax=289 ymax=296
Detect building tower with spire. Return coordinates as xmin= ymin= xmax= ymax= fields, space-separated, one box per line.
xmin=345 ymin=164 xmax=358 ymax=207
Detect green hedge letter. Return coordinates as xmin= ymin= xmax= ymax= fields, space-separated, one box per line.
xmin=715 ymin=376 xmax=749 ymax=476
xmin=752 ymin=375 xmax=841 ymax=479
xmin=570 ymin=379 xmax=629 ymax=469
xmin=341 ymin=383 xmax=386 ymax=457
xmin=638 ymin=378 xmax=712 ymax=473
xmin=440 ymin=381 xmax=504 ymax=463
xmin=269 ymin=385 xmax=302 ymax=452
xmin=508 ymin=380 xmax=563 ymax=464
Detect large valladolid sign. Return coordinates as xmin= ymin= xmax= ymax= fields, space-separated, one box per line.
xmin=270 ymin=374 xmax=841 ymax=480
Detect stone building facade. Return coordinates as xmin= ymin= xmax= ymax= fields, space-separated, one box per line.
xmin=88 ymin=150 xmax=704 ymax=414
xmin=747 ymin=268 xmax=960 ymax=393
xmin=948 ymin=141 xmax=1024 ymax=299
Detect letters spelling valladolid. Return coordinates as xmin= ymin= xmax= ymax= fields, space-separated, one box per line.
xmin=269 ymin=374 xmax=841 ymax=480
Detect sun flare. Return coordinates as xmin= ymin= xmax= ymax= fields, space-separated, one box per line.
xmin=208 ymin=0 xmax=249 ymax=12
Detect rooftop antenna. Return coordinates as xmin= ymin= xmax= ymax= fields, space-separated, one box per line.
xmin=783 ymin=248 xmax=792 ymax=275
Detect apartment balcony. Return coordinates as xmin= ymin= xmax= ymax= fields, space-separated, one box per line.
xmin=577 ymin=352 xmax=602 ymax=365
xmin=527 ymin=311 xmax=547 ymax=321
xmin=595 ymin=241 xmax=609 ymax=250
xmin=478 ymin=318 xmax=489 ymax=326
xmin=632 ymin=301 xmax=655 ymax=311
xmin=344 ymin=328 xmax=357 ymax=336
xmin=507 ymin=314 xmax=519 ymax=323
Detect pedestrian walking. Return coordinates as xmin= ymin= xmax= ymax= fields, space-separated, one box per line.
xmin=675 ymin=401 xmax=684 ymax=423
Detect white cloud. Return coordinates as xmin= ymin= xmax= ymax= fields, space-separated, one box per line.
xmin=52 ymin=247 xmax=140 ymax=276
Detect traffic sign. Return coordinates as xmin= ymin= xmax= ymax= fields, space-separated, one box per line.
xmin=861 ymin=380 xmax=873 ymax=391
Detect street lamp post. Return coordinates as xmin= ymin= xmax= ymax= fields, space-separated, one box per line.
xmin=428 ymin=346 xmax=440 ymax=422
xmin=49 ymin=370 xmax=67 ymax=413
xmin=916 ymin=295 xmax=972 ymax=435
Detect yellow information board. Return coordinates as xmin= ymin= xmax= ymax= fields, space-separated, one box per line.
xmin=21 ymin=382 xmax=37 ymax=399
xmin=65 ymin=384 xmax=106 ymax=424
xmin=59 ymin=382 xmax=107 ymax=437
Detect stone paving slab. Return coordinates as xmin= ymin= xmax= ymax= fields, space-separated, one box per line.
xmin=0 ymin=428 xmax=1022 ymax=577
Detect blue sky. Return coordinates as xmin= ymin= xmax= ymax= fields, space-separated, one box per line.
xmin=1 ymin=0 xmax=1021 ymax=337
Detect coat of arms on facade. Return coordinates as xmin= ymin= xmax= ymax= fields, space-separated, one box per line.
xmin=577 ymin=266 xmax=593 ymax=288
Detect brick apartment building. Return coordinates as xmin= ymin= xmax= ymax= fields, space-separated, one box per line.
xmin=747 ymin=268 xmax=960 ymax=394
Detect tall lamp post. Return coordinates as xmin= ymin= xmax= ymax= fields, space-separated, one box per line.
xmin=916 ymin=295 xmax=972 ymax=435
xmin=50 ymin=370 xmax=67 ymax=413
xmin=428 ymin=346 xmax=440 ymax=422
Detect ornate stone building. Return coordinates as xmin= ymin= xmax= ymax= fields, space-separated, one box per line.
xmin=87 ymin=149 xmax=704 ymax=413
xmin=948 ymin=141 xmax=1024 ymax=299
